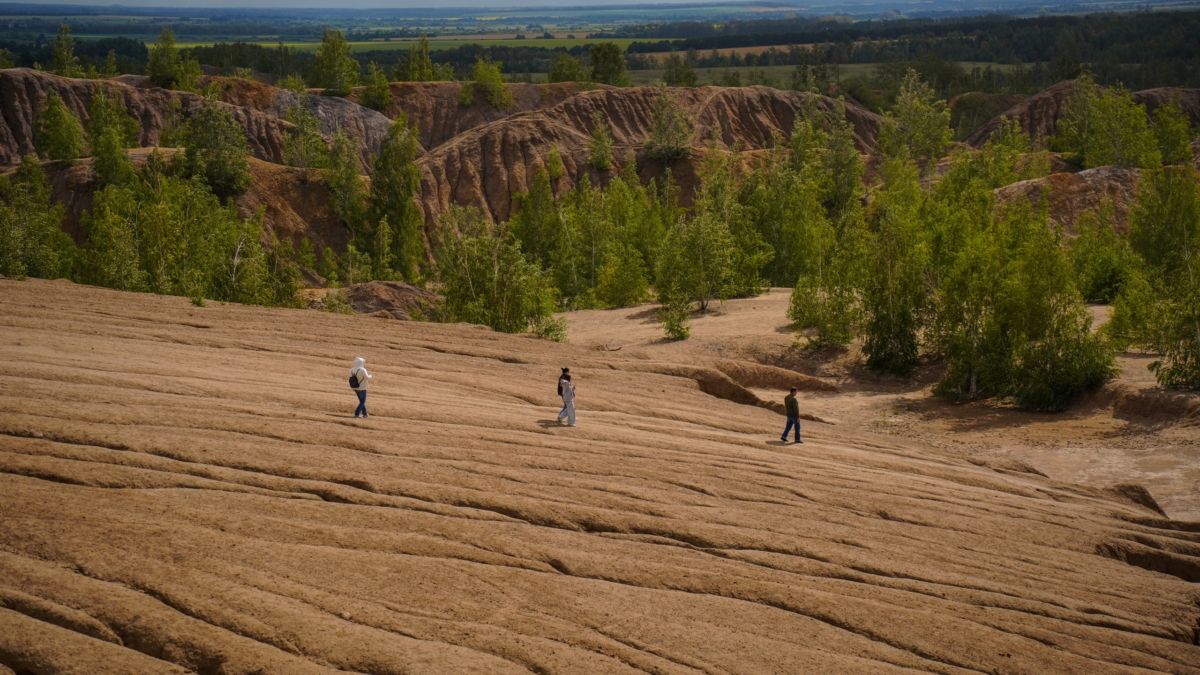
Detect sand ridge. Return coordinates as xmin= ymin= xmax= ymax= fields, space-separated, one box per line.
xmin=1 ymin=278 xmax=1199 ymax=673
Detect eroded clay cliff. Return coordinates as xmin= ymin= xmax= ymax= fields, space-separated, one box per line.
xmin=414 ymin=85 xmax=882 ymax=225
xmin=0 ymin=69 xmax=289 ymax=165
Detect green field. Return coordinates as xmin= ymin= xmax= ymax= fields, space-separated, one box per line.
xmin=173 ymin=37 xmax=638 ymax=52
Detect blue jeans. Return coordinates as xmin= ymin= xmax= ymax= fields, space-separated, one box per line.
xmin=782 ymin=415 xmax=801 ymax=441
xmin=354 ymin=389 xmax=367 ymax=417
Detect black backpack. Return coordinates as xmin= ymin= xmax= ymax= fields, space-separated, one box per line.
xmin=349 ymin=369 xmax=362 ymax=389
xmin=557 ymin=379 xmax=563 ymax=396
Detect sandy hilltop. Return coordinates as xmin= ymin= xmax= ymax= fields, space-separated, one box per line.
xmin=2 ymin=278 xmax=1199 ymax=673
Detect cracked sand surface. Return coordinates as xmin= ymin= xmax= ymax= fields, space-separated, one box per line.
xmin=1 ymin=278 xmax=1198 ymax=674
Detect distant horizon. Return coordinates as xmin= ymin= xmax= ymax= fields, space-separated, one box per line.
xmin=0 ymin=0 xmax=810 ymax=9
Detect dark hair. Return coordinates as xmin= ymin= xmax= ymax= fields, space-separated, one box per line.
xmin=562 ymin=373 xmax=571 ymax=382
xmin=789 ymin=387 xmax=797 ymax=393
xmin=561 ymin=367 xmax=569 ymax=373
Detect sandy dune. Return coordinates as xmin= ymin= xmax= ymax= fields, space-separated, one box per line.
xmin=2 ymin=278 xmax=1199 ymax=673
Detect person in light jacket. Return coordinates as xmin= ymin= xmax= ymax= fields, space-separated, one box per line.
xmin=351 ymin=357 xmax=372 ymax=418
xmin=557 ymin=373 xmax=576 ymax=426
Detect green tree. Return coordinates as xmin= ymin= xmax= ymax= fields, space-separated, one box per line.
xmin=174 ymin=57 xmax=204 ymax=93
xmin=35 ymin=91 xmax=85 ymax=162
xmin=0 ymin=48 xmax=14 ymax=69
xmin=396 ymin=36 xmax=436 ymax=82
xmin=85 ymin=86 xmax=138 ymax=151
xmin=662 ymin=53 xmax=697 ymax=87
xmin=433 ymin=205 xmax=563 ymax=337
xmin=359 ymin=61 xmax=393 ymax=111
xmin=1070 ymin=200 xmax=1139 ymax=302
xmin=1113 ymin=166 xmax=1200 ymax=388
xmin=324 ymin=130 xmax=368 ymax=230
xmin=587 ymin=110 xmax=613 ymax=171
xmin=589 ymin=43 xmax=629 ymax=87
xmin=547 ymin=53 xmax=589 ymax=83
xmin=877 ymin=69 xmax=952 ymax=162
xmin=367 ymin=114 xmax=424 ymax=281
xmin=319 ymin=246 xmax=341 ymax=286
xmin=180 ymin=92 xmax=251 ymax=198
xmin=310 ymin=28 xmax=360 ymax=96
xmin=931 ymin=199 xmax=1115 ymax=409
xmin=510 ymin=168 xmax=561 ymax=270
xmin=81 ymin=155 xmax=273 ymax=305
xmin=101 ymin=50 xmax=119 ymax=78
xmin=861 ymin=160 xmax=929 ymax=377
xmin=1053 ymin=75 xmax=1160 ymax=169
xmin=91 ymin=125 xmax=139 ymax=189
xmin=1152 ymin=97 xmax=1196 ymax=166
xmin=596 ymin=241 xmax=649 ymax=307
xmin=0 ymin=155 xmax=74 ymax=279
xmin=147 ymin=27 xmax=182 ymax=88
xmin=283 ymin=99 xmax=330 ymax=183
xmin=460 ymin=57 xmax=512 ymax=109
xmin=644 ymin=84 xmax=694 ymax=163
xmin=656 ymin=198 xmax=736 ymax=314
xmin=51 ymin=24 xmax=83 ymax=78
xmin=693 ymin=140 xmax=771 ymax=298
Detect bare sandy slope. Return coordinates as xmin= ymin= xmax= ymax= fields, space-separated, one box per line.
xmin=565 ymin=291 xmax=1200 ymax=521
xmin=2 ymin=278 xmax=1200 ymax=674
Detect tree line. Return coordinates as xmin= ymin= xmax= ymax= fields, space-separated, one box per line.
xmin=7 ymin=49 xmax=1199 ymax=402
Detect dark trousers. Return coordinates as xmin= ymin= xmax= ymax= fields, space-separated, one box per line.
xmin=782 ymin=415 xmax=801 ymax=441
xmin=354 ymin=389 xmax=367 ymax=417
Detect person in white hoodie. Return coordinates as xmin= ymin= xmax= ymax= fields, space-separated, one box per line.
xmin=350 ymin=357 xmax=372 ymax=418
xmin=557 ymin=373 xmax=576 ymax=426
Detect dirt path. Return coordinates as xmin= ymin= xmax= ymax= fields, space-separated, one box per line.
xmin=2 ymin=279 xmax=1198 ymax=673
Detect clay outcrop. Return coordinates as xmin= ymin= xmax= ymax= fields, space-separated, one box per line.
xmin=0 ymin=69 xmax=289 ymax=165
xmin=3 ymin=149 xmax=351 ymax=253
xmin=350 ymin=81 xmax=599 ymax=152
xmin=414 ymin=86 xmax=882 ymax=225
xmin=206 ymin=76 xmax=392 ymax=170
xmin=994 ymin=165 xmax=1142 ymax=234
xmin=966 ymin=80 xmax=1200 ymax=148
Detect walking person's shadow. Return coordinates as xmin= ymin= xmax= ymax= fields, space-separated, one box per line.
xmin=536 ymin=419 xmax=564 ymax=428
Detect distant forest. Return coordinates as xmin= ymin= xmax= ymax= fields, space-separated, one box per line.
xmin=5 ymin=9 xmax=1199 ymax=94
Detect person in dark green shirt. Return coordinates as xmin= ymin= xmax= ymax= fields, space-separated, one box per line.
xmin=781 ymin=387 xmax=802 ymax=443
